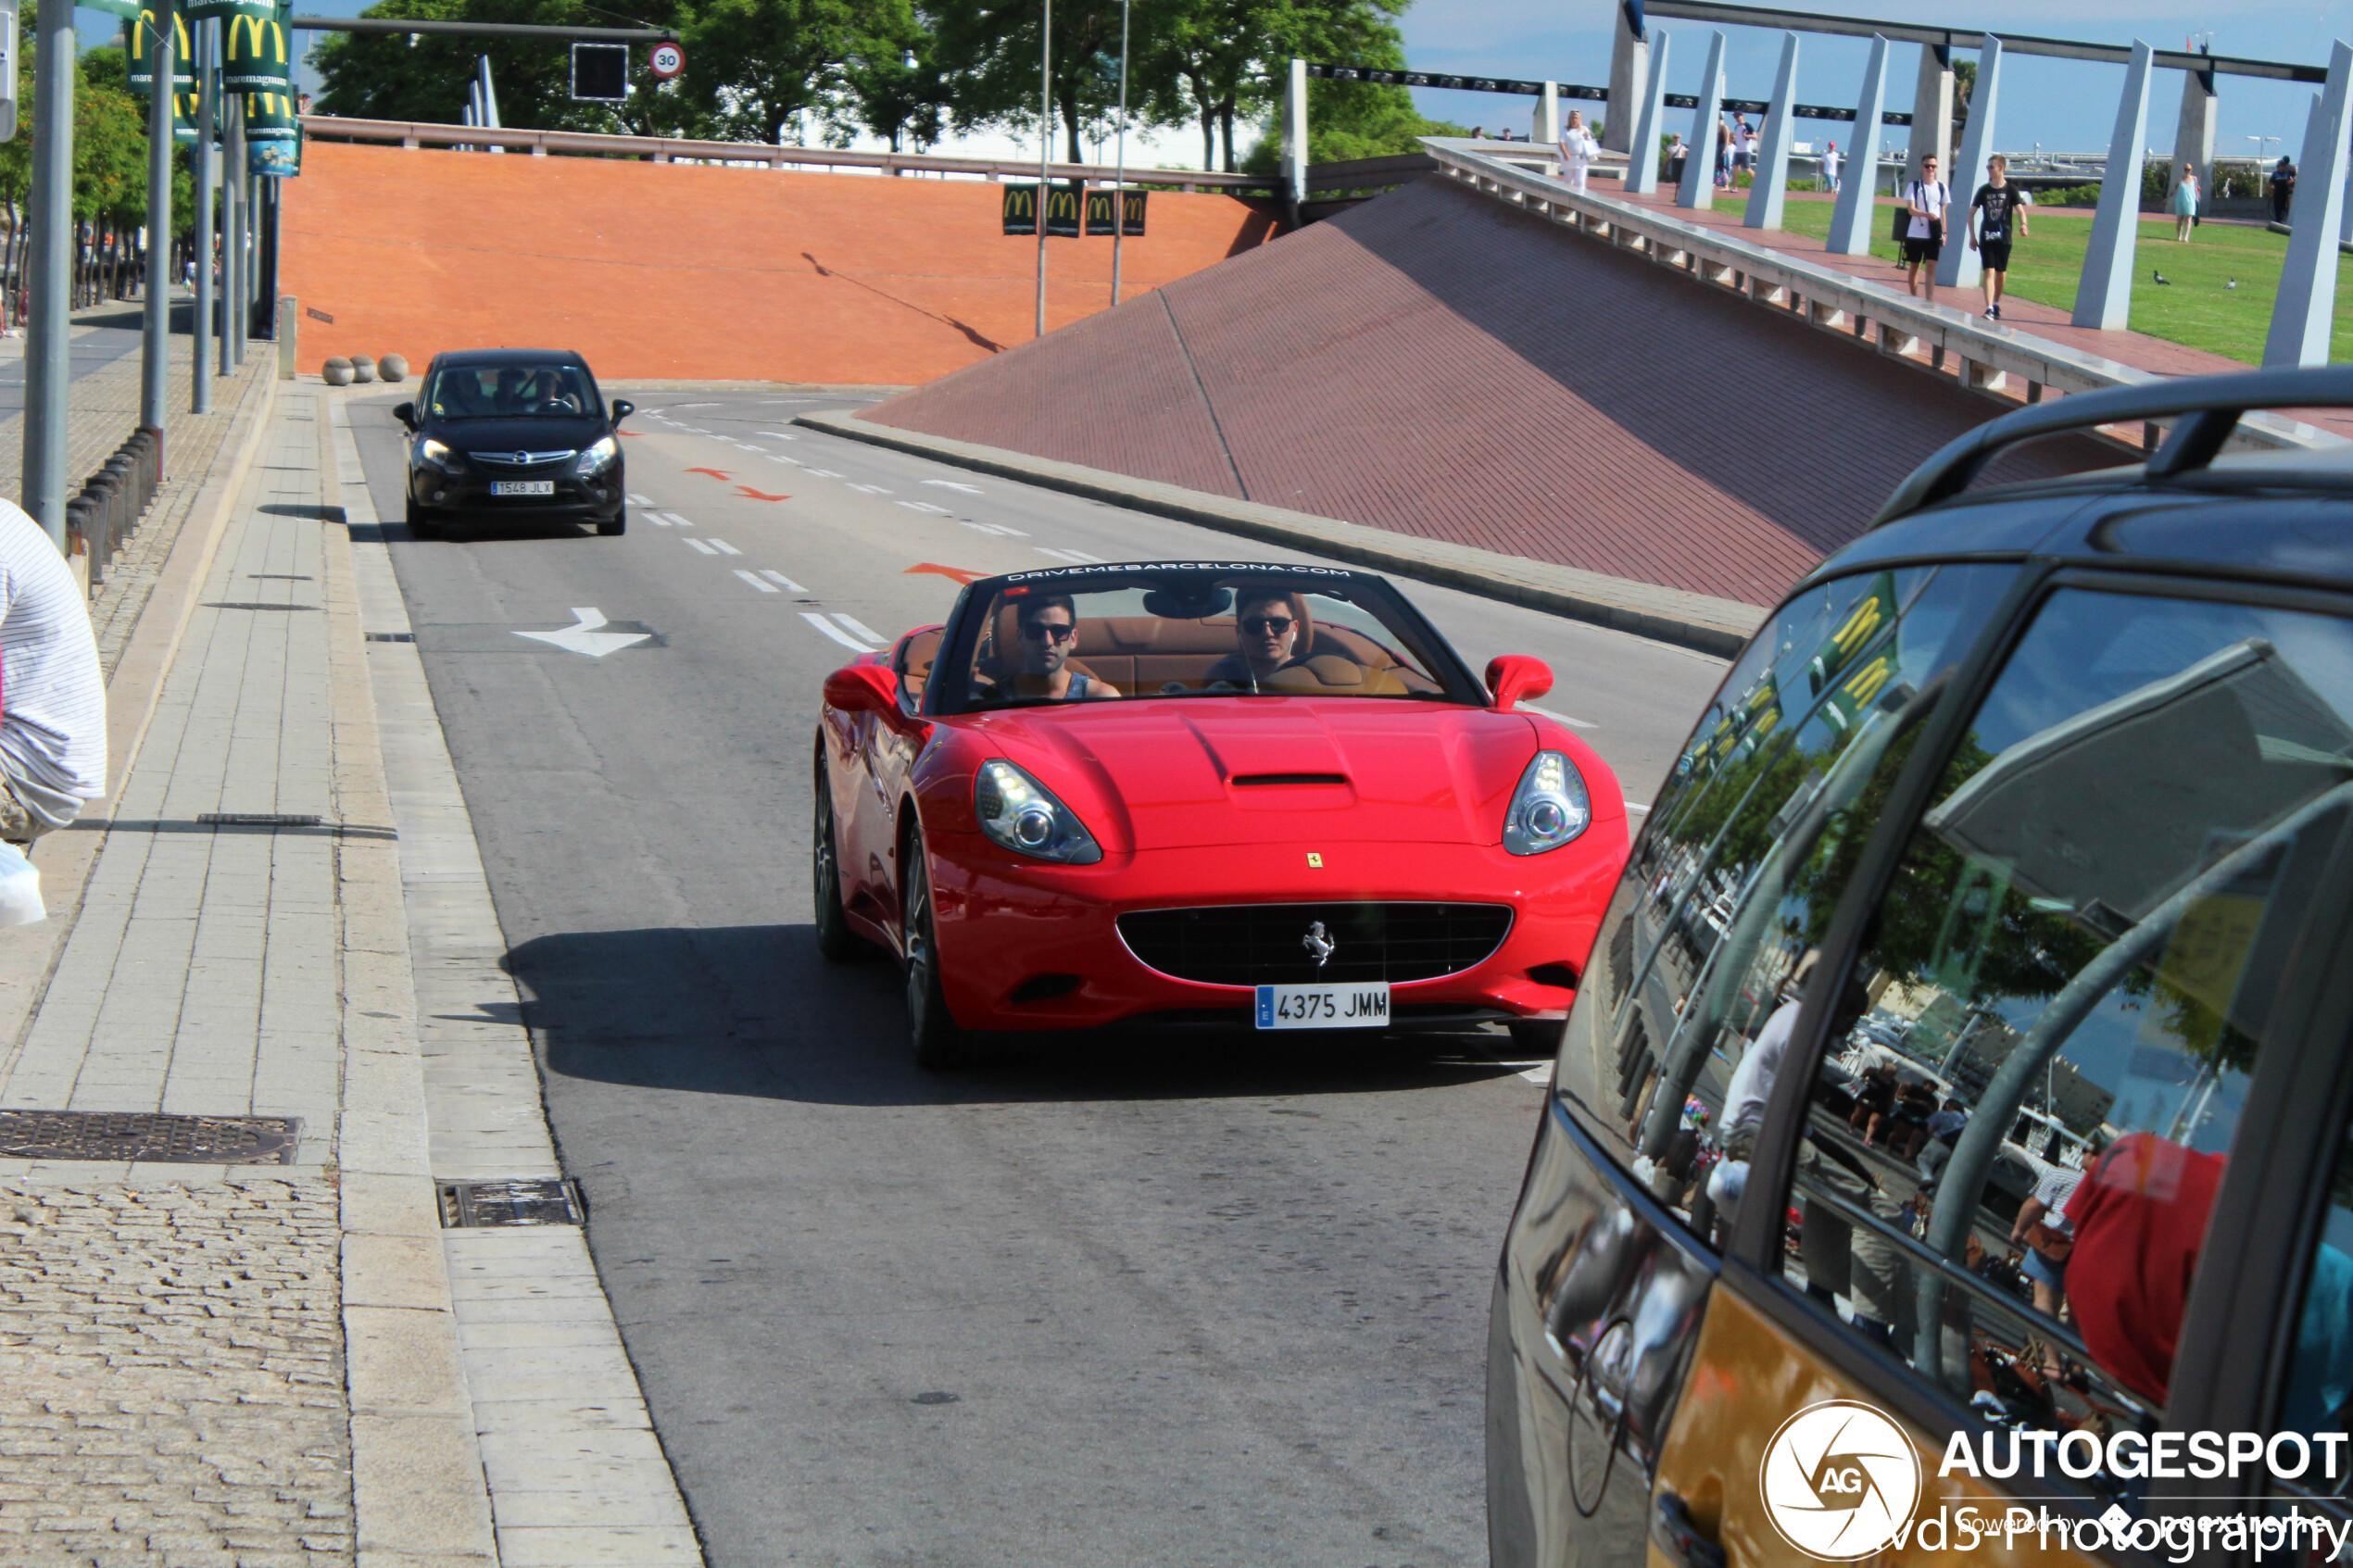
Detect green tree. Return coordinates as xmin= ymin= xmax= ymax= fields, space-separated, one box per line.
xmin=830 ymin=0 xmax=951 ymax=150
xmin=931 ymin=0 xmax=1128 ymax=164
xmin=1232 ymin=0 xmax=1463 ymax=174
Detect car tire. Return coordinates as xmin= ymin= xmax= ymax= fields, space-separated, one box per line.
xmin=901 ymin=825 xmax=974 ymax=1069
xmin=597 ymin=508 xmax=625 ymax=537
xmin=1508 ymin=1019 xmax=1564 ymax=1057
xmin=812 ymin=758 xmax=865 ymax=962
xmin=406 ymin=499 xmax=437 ymax=536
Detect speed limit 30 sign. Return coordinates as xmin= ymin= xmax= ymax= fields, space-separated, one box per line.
xmin=649 ymin=41 xmax=685 ymax=79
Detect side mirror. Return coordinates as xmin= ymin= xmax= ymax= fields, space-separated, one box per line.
xmin=610 ymin=399 xmax=634 ymax=422
xmin=824 ymin=663 xmax=900 ymax=715
xmin=1486 ymin=655 xmax=1554 ymax=711
xmin=393 ymin=401 xmax=416 ymax=429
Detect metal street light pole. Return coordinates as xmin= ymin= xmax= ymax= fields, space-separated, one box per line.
xmin=141 ymin=0 xmax=174 ymax=446
xmin=223 ymin=90 xmax=243 ymax=367
xmin=21 ymin=0 xmax=75 ymax=549
xmin=192 ymin=17 xmax=212 ymax=414
xmin=1035 ymin=0 xmax=1049 ymax=339
xmin=1111 ymin=0 xmax=1129 ymax=306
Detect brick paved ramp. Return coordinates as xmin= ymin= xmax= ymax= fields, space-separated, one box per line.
xmin=282 ymin=141 xmax=1277 ymax=385
xmin=865 ymin=176 xmax=2107 ymax=607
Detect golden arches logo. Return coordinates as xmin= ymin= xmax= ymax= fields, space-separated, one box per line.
xmin=1002 ymin=187 xmax=1037 ymax=219
xmin=223 ymin=11 xmax=289 ymax=82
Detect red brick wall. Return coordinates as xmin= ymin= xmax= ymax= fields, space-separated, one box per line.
xmin=279 ymin=140 xmax=1278 ymax=384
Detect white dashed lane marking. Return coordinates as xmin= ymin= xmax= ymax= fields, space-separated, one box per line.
xmin=1522 ymin=703 xmax=1597 ymax=730
xmin=963 ymin=521 xmax=1027 ymax=538
xmin=734 ymin=570 xmax=781 ymax=594
xmin=759 ymin=570 xmax=806 ymax=592
xmin=835 ymin=615 xmax=888 ymax=646
xmin=897 ymin=501 xmax=950 ymax=515
xmin=684 ymin=537 xmax=719 ymax=555
xmin=923 ymin=480 xmax=983 ymax=495
xmin=626 ymin=492 xmax=650 ymax=505
xmin=805 ymin=470 xmax=842 ymax=479
xmin=709 ymin=540 xmax=743 ymax=556
xmin=802 ymin=613 xmax=875 ymax=652
xmin=846 ymin=483 xmax=891 ymax=495
xmin=756 ymin=431 xmax=799 ymax=441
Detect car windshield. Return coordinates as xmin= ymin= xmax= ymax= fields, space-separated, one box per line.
xmin=425 ymin=364 xmax=599 ymax=420
xmin=943 ymin=568 xmax=1474 ymax=711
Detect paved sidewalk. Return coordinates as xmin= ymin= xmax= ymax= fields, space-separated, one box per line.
xmin=0 ymin=382 xmax=698 ymax=1565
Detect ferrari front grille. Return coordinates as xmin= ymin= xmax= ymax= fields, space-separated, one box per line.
xmin=1116 ymin=901 xmax=1514 ymax=987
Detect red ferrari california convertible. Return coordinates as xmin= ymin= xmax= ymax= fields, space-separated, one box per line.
xmin=813 ymin=560 xmax=1629 ymax=1066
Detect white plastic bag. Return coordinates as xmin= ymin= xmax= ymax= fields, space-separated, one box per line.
xmin=0 ymin=840 xmax=46 ymax=926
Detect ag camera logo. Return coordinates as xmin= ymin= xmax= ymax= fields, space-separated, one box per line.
xmin=1760 ymin=1400 xmax=1923 ymax=1561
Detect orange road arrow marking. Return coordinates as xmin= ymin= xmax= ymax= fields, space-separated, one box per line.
xmin=905 ymin=563 xmax=988 ymax=584
xmin=685 ymin=467 xmax=734 ymax=480
xmin=735 ymin=485 xmax=790 ymax=502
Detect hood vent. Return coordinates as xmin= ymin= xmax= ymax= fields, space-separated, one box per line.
xmin=1229 ymin=772 xmax=1349 ymax=787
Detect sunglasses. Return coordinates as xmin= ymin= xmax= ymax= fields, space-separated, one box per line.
xmin=1241 ymin=616 xmax=1295 ymax=635
xmin=1019 ymin=621 xmax=1076 ymax=642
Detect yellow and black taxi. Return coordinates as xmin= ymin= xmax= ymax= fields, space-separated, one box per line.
xmin=396 ymin=348 xmax=632 ymax=537
xmin=1489 ymin=367 xmax=2353 ymax=1566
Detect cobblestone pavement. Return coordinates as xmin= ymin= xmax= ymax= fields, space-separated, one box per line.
xmin=0 ymin=1180 xmax=350 ymax=1568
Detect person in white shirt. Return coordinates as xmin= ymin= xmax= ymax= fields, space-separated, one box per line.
xmin=1556 ymin=109 xmax=1599 ymax=194
xmin=1820 ymin=140 xmax=1843 ymax=192
xmin=1902 ymin=155 xmax=1949 ymax=304
xmin=0 ymin=500 xmax=104 ymax=843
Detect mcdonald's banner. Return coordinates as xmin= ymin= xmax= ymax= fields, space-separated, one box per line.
xmin=124 ymin=2 xmax=195 ymax=91
xmin=1084 ymin=188 xmax=1147 ymax=237
xmin=251 ymin=133 xmax=300 ymax=178
xmin=221 ymin=0 xmax=292 ymax=91
xmin=1042 ymin=180 xmax=1081 ymax=238
xmin=1001 ymin=182 xmax=1037 ymax=236
xmin=244 ymin=89 xmax=299 ymax=143
xmin=183 ymin=0 xmax=271 ymax=23
xmin=171 ymin=91 xmax=202 ymax=144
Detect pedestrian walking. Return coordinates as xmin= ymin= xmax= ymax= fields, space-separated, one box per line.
xmin=2172 ymin=162 xmax=2201 ymax=242
xmin=1902 ymin=155 xmax=1949 ymax=304
xmin=1736 ymin=119 xmax=1755 ymax=176
xmin=1666 ymin=132 xmax=1688 ymax=187
xmin=1557 ymin=109 xmax=1600 ymax=194
xmin=2271 ymin=156 xmax=2297 ymax=223
xmin=0 ymin=500 xmax=105 ymax=850
xmin=1820 ymin=140 xmax=1843 ymax=192
xmin=1969 ymin=153 xmax=2030 ymax=320
xmin=1716 ymin=115 xmax=1733 ymax=187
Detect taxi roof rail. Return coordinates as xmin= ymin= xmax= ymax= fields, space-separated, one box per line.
xmin=1871 ymin=365 xmax=2353 ymax=527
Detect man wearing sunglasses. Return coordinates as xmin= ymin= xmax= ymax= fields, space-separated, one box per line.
xmin=1205 ymin=589 xmax=1310 ymax=692
xmin=1007 ymin=594 xmax=1121 ymax=701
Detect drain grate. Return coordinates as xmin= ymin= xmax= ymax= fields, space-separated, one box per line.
xmin=439 ymin=1178 xmax=585 ymax=1228
xmin=204 ymin=602 xmax=321 ymax=611
xmin=0 ymin=1110 xmax=301 ymax=1164
xmin=364 ymin=632 xmax=416 ymax=643
xmin=197 ymin=812 xmax=323 ymax=827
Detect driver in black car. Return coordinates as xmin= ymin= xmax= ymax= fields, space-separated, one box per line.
xmin=1205 ymin=589 xmax=1308 ymax=690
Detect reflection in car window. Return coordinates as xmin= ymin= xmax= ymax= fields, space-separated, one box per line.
xmin=1549 ymin=564 xmax=2016 ymax=1243
xmin=950 ymin=577 xmax=1466 ymax=711
xmin=1788 ymin=589 xmax=2353 ymax=1463
xmin=2282 ymin=1129 xmax=2353 ymax=1492
xmin=425 ymin=365 xmax=599 ymax=420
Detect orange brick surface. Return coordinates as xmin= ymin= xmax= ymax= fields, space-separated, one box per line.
xmin=280 ymin=140 xmax=1278 ymax=384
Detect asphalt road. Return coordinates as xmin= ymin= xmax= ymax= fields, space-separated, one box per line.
xmin=348 ymin=384 xmax=1731 ymax=1568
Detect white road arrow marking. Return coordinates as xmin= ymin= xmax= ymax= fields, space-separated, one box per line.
xmin=514 ymin=608 xmax=651 ymax=659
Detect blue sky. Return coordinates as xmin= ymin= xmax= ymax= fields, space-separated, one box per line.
xmin=1399 ymin=0 xmax=2347 ymax=164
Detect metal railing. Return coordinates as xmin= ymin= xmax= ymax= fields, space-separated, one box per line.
xmin=296 ymin=116 xmax=1280 ymax=193
xmin=1421 ymin=137 xmax=2343 ymax=454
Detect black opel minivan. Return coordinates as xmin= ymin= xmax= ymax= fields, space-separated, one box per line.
xmin=1489 ymin=367 xmax=2353 ymax=1568
xmin=396 ymin=348 xmax=631 ymax=536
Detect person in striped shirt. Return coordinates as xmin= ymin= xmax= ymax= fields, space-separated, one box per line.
xmin=0 ymin=498 xmax=104 ymax=842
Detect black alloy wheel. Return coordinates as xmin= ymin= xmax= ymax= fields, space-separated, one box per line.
xmin=900 ymin=825 xmax=973 ymax=1069
xmin=812 ymin=757 xmax=863 ymax=961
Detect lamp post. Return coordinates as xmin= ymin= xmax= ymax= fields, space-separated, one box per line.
xmin=141 ymin=0 xmax=175 ymax=444
xmin=192 ymin=17 xmax=213 ymax=413
xmin=1034 ymin=0 xmax=1049 ymax=339
xmin=1110 ymin=0 xmax=1129 ymax=306
xmin=22 ymin=0 xmax=78 ymax=550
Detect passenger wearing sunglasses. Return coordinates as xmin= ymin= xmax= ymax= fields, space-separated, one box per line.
xmin=1006 ymin=594 xmax=1121 ymax=700
xmin=1204 ymin=590 xmax=1310 ymax=692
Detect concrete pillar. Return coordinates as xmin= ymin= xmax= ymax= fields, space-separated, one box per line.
xmin=1284 ymin=57 xmax=1308 ymax=224
xmin=1677 ymin=31 xmax=1727 ymax=210
xmin=2170 ymin=58 xmax=2216 ymax=204
xmin=1625 ymin=31 xmax=1670 ymax=194
xmin=1828 ymin=34 xmax=1892 ymax=255
xmin=1938 ymin=35 xmax=2002 ymax=291
xmin=1535 ymin=82 xmax=1560 ymax=146
xmin=1743 ymin=31 xmax=1801 ymax=230
xmin=2265 ymin=41 xmax=2353 ymax=367
xmin=2071 ymin=40 xmax=2156 ymax=330
xmin=1604 ymin=1 xmax=1648 ymax=155
xmin=1906 ymin=44 xmax=1953 ymax=181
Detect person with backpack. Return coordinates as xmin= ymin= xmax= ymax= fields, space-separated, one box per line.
xmin=1969 ymin=152 xmax=2031 ymax=320
xmin=1900 ymin=155 xmax=1948 ymax=303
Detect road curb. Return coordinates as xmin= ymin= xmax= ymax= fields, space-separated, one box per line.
xmin=0 ymin=358 xmax=280 ymax=1072
xmin=794 ymin=409 xmax=1763 ymax=659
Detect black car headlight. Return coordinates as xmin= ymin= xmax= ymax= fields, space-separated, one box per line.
xmin=1504 ymin=750 xmax=1592 ymax=856
xmin=576 ymin=436 xmax=619 ymax=477
xmin=416 ymin=437 xmax=460 ymax=473
xmin=974 ymin=759 xmax=1101 ymax=864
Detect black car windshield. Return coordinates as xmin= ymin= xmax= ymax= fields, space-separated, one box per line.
xmin=425 ymin=364 xmax=600 ymax=420
xmin=939 ymin=567 xmax=1480 ymax=712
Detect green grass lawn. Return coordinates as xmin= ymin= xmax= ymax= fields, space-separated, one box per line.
xmin=1770 ymin=198 xmax=2353 ymax=365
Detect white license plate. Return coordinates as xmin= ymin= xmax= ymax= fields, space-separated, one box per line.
xmin=490 ymin=480 xmax=555 ymax=496
xmin=1254 ymin=982 xmax=1390 ymax=1029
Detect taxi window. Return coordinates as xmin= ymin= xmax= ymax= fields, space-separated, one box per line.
xmin=1783 ymin=588 xmax=2353 ymax=1449
xmin=1551 ymin=563 xmax=2015 ymax=1243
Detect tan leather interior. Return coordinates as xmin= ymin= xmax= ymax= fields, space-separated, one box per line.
xmin=973 ymin=608 xmax=1439 ymax=697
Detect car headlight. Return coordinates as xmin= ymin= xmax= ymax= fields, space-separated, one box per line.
xmin=974 ymin=759 xmax=1101 ymax=864
xmin=576 ymin=436 xmax=619 ymax=477
xmin=417 ymin=437 xmax=459 ymax=471
xmin=1504 ymin=749 xmax=1591 ymax=855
